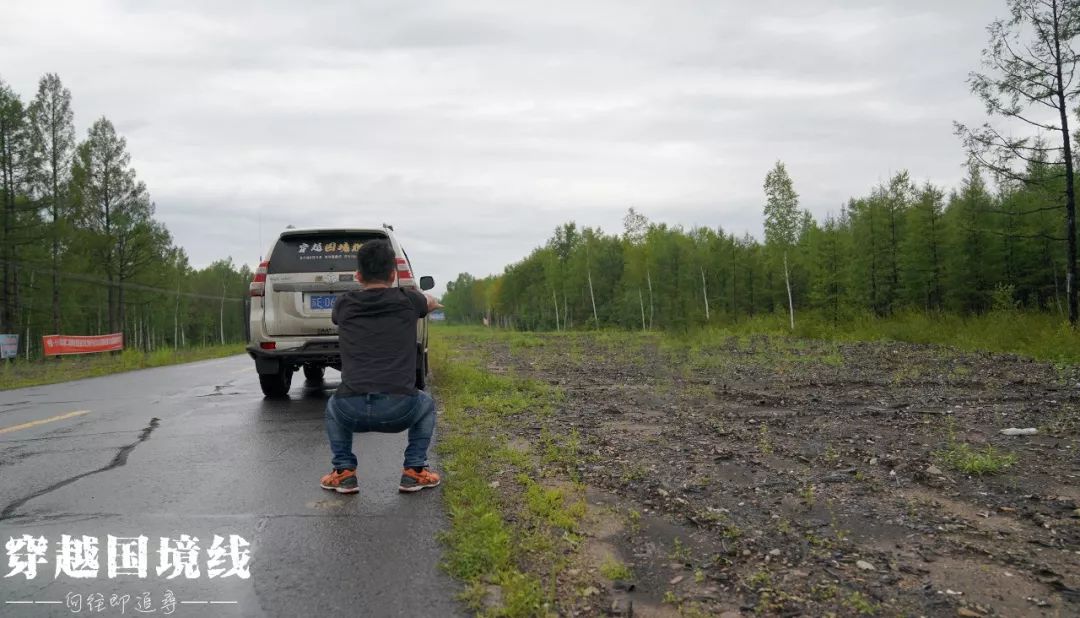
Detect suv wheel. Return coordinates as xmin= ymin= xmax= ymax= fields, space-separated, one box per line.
xmin=303 ymin=364 xmax=325 ymax=383
xmin=260 ymin=366 xmax=294 ymax=398
xmin=415 ymin=350 xmax=428 ymax=391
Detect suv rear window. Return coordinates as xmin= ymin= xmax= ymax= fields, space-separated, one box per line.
xmin=267 ymin=232 xmax=388 ymax=273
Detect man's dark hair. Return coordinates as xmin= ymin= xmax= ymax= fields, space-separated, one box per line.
xmin=357 ymin=239 xmax=396 ymax=282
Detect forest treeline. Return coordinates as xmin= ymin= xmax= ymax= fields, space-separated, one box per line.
xmin=0 ymin=73 xmax=251 ymax=358
xmin=444 ymin=0 xmax=1080 ymax=333
xmin=440 ymin=160 xmax=1072 ymax=331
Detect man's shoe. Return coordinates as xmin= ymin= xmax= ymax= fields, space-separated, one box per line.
xmin=320 ymin=468 xmax=359 ymax=494
xmin=399 ymin=468 xmax=441 ymax=493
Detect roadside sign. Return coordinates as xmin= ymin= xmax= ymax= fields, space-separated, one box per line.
xmin=42 ymin=333 xmax=124 ymax=356
xmin=0 ymin=334 xmax=17 ymax=359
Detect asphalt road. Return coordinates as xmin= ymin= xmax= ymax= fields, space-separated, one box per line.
xmin=0 ymin=356 xmax=462 ymax=618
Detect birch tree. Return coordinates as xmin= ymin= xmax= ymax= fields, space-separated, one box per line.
xmin=763 ymin=161 xmax=799 ymax=330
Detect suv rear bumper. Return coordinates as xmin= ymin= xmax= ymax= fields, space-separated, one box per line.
xmin=247 ymin=339 xmax=341 ymax=373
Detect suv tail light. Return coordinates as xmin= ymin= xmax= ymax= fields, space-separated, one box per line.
xmin=395 ymin=257 xmax=414 ymax=283
xmin=250 ymin=260 xmax=269 ymax=296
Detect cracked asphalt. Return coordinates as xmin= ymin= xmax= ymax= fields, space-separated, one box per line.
xmin=0 ymin=355 xmax=461 ymax=617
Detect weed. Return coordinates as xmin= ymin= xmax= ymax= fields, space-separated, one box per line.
xmin=669 ymin=538 xmax=692 ymax=562
xmin=522 ymin=481 xmax=586 ymax=531
xmin=679 ymin=602 xmax=713 ymax=618
xmin=805 ymin=532 xmax=832 ymax=549
xmin=747 ymin=569 xmax=772 ymax=589
xmin=843 ymin=591 xmax=878 ymax=615
xmin=938 ymin=442 xmax=1017 ymax=475
xmin=800 ymin=484 xmax=815 ymax=506
xmin=432 ymin=336 xmax=559 ymax=615
xmin=599 ymin=558 xmax=633 ymax=581
xmin=757 ymin=424 xmax=773 ymax=455
xmin=811 ymin=583 xmax=838 ymax=601
xmin=621 ymin=464 xmax=648 ymax=482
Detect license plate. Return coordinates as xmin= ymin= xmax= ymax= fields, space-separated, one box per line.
xmin=309 ymin=295 xmax=337 ymax=310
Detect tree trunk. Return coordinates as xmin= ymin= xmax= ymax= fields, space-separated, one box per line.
xmin=51 ymin=208 xmax=60 ymax=334
xmin=700 ymin=267 xmax=710 ymax=321
xmin=25 ymin=271 xmax=33 ymax=360
xmin=552 ymin=288 xmax=560 ymax=331
xmin=174 ymin=282 xmax=180 ymax=347
xmin=0 ymin=118 xmax=10 ymax=334
xmin=646 ymin=269 xmax=654 ymax=329
xmin=220 ymin=281 xmax=226 ymax=345
xmin=587 ymin=268 xmax=599 ymax=328
xmin=1054 ymin=4 xmax=1079 ymax=325
xmin=730 ymin=242 xmax=737 ymax=319
xmin=638 ymin=287 xmax=646 ymax=332
xmin=50 ymin=124 xmax=61 ymax=335
xmin=117 ymin=283 xmax=125 ymax=340
xmin=784 ymin=251 xmax=794 ymax=331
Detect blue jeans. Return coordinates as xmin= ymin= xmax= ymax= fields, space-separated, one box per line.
xmin=324 ymin=391 xmax=436 ymax=470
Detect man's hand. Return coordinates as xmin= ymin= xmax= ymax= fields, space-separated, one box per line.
xmin=424 ymin=293 xmax=444 ymax=312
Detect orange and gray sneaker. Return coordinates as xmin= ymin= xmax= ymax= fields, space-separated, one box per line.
xmin=320 ymin=468 xmax=359 ymax=494
xmin=399 ymin=467 xmax=441 ymax=493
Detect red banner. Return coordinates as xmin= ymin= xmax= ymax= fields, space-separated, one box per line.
xmin=42 ymin=333 xmax=124 ymax=356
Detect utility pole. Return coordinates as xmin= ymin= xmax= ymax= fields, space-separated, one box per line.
xmin=219 ymin=280 xmax=226 ymax=345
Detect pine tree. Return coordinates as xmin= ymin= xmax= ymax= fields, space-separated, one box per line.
xmin=901 ymin=182 xmax=946 ymax=310
xmin=71 ymin=117 xmax=168 ymax=334
xmin=0 ymin=78 xmax=33 ymax=333
xmin=956 ymin=0 xmax=1080 ymax=324
xmin=27 ymin=73 xmax=75 ymax=335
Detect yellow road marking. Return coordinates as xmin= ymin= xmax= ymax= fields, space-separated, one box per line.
xmin=0 ymin=410 xmax=90 ymax=435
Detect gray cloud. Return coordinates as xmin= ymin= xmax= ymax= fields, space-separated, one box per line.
xmin=2 ymin=0 xmax=1005 ymax=293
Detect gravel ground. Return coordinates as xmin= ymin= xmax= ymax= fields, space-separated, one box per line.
xmin=460 ymin=331 xmax=1080 ymax=617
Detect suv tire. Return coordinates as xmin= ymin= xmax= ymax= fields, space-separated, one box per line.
xmin=260 ymin=366 xmax=293 ymax=398
xmin=415 ymin=349 xmax=428 ymax=391
xmin=303 ymin=364 xmax=325 ymax=383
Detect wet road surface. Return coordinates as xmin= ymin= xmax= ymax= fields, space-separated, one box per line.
xmin=0 ymin=355 xmax=461 ymax=617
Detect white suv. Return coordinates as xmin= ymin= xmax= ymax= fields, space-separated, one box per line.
xmin=246 ymin=225 xmax=434 ymax=398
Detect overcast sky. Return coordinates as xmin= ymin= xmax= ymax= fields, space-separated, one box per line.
xmin=2 ymin=0 xmax=1005 ymax=293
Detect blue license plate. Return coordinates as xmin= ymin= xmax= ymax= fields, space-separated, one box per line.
xmin=309 ymin=295 xmax=337 ymax=310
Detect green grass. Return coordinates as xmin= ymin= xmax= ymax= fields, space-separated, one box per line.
xmin=431 ymin=333 xmax=563 ymax=617
xmin=843 ymin=591 xmax=879 ymax=616
xmin=671 ymin=309 xmax=1080 ymax=365
xmin=938 ymin=442 xmax=1018 ymax=476
xmin=441 ymin=308 xmax=1080 ymax=366
xmin=599 ymin=558 xmax=633 ymax=581
xmin=1 ymin=344 xmax=247 ymax=390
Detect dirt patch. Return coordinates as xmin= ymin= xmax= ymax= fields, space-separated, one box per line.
xmin=459 ymin=331 xmax=1080 ymax=616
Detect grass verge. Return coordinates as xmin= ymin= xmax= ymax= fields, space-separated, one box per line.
xmin=432 ymin=332 xmax=587 ymax=617
xmin=1 ymin=345 xmax=247 ymax=390
xmin=652 ymin=309 xmax=1080 ymax=365
xmin=438 ymin=307 xmax=1080 ymax=364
